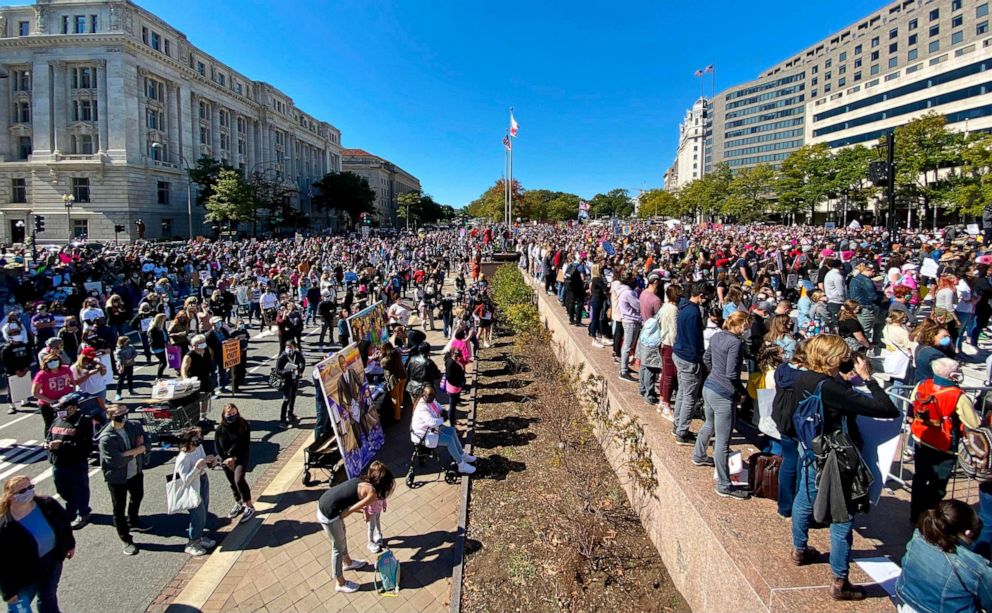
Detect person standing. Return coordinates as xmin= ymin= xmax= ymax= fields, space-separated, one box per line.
xmin=617 ymin=276 xmax=642 ymax=382
xmin=112 ymin=336 xmax=137 ymax=402
xmin=180 ymin=335 xmax=214 ymax=421
xmin=2 ymin=336 xmax=32 ymax=415
xmin=823 ymin=259 xmax=847 ymax=326
xmin=0 ymin=475 xmax=76 ymax=613
xmin=98 ymin=405 xmax=149 ymax=556
xmin=657 ymin=284 xmax=681 ymax=421
xmin=444 ymin=347 xmax=466 ymax=426
xmin=173 ymin=428 xmax=216 ymax=557
xmin=318 ymin=291 xmax=336 ymax=348
xmin=215 ymin=404 xmax=255 ymax=522
xmin=587 ymin=265 xmax=608 ymax=346
xmin=45 ymin=395 xmax=93 ymax=530
xmin=317 ymin=461 xmax=396 ymax=594
xmin=31 ymin=354 xmax=76 ymax=437
xmin=672 ymin=282 xmax=707 ymax=446
xmin=275 ymin=340 xmax=305 ymax=428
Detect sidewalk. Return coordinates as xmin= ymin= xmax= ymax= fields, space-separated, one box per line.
xmin=163 ymin=316 xmax=468 ymax=613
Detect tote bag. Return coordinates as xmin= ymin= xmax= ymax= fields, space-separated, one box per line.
xmin=882 ymin=348 xmax=910 ymax=381
xmin=166 ymin=345 xmax=182 ymax=370
xmin=165 ymin=469 xmax=201 ymax=515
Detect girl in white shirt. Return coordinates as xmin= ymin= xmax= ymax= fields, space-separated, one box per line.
xmin=173 ymin=428 xmax=216 ymax=556
xmin=410 ymin=384 xmax=477 ymax=474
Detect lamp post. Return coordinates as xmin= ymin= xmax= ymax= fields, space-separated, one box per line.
xmin=151 ymin=142 xmax=194 ymax=239
xmin=61 ymin=193 xmax=74 ymax=243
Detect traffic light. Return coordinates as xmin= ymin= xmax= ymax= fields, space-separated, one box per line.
xmin=361 ymin=212 xmax=373 ymax=226
xmin=114 ymin=224 xmax=126 ymax=233
xmin=34 ymin=215 xmax=45 ymax=233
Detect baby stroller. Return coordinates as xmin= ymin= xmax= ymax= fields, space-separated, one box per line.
xmin=405 ymin=427 xmax=457 ymax=488
xmin=302 ymin=408 xmax=342 ymax=486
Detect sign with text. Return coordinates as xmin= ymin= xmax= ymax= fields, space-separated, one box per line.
xmin=222 ymin=338 xmax=241 ymax=369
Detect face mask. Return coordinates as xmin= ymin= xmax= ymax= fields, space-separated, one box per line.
xmin=47 ymin=360 xmax=60 ymax=369
xmin=197 ymin=344 xmax=207 ymax=350
xmin=11 ymin=487 xmax=34 ymax=505
xmin=938 ymin=336 xmax=952 ymax=347
xmin=214 ymin=323 xmax=222 ymax=330
xmin=56 ymin=410 xmax=67 ymax=420
xmin=949 ymin=372 xmax=964 ymax=383
xmin=191 ymin=437 xmax=202 ymax=447
xmin=112 ymin=414 xmax=126 ymax=423
xmin=225 ymin=414 xmax=238 ymax=423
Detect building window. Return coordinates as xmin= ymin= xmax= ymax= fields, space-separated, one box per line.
xmin=871 ymin=36 xmax=880 ymax=47
xmin=72 ymin=134 xmax=94 ymax=155
xmin=145 ymin=78 xmax=164 ymax=101
xmin=196 ymin=61 xmax=205 ymax=76
xmin=870 ymin=63 xmax=880 ymax=75
xmin=141 ymin=26 xmax=148 ymax=45
xmin=839 ymin=51 xmax=847 ymax=61
xmin=238 ymin=139 xmax=246 ymax=155
xmin=890 ymin=27 xmax=899 ymax=39
xmin=17 ymin=136 xmax=31 ymax=159
xmin=14 ymin=101 xmax=30 ymax=124
xmin=199 ymin=126 xmax=209 ymax=145
xmin=930 ymin=8 xmax=940 ymax=21
xmin=871 ymin=50 xmax=880 ymax=61
xmin=157 ymin=181 xmax=170 ymax=205
xmin=838 ymin=77 xmax=846 ymax=86
xmin=980 ymin=3 xmax=990 ymax=18
xmin=953 ymin=14 xmax=964 ymax=27
xmin=908 ymin=48 xmax=918 ymax=60
xmin=10 ymin=179 xmax=26 ymax=204
xmin=72 ymin=99 xmax=97 ymax=121
xmin=13 ymin=70 xmax=30 ymax=92
xmin=889 ymin=57 xmax=899 ymax=68
xmin=72 ymin=219 xmax=88 ymax=239
xmin=219 ymin=110 xmax=228 ymax=128
xmin=930 ymin=24 xmax=940 ymax=37
xmin=234 ymin=82 xmax=243 ymax=95
xmin=953 ymin=30 xmax=965 ymax=44
xmin=74 ymin=15 xmax=85 ymax=33
xmin=161 ymin=218 xmax=173 ymax=237
xmin=979 ymin=21 xmax=989 ymax=34
xmin=199 ymin=101 xmax=210 ymax=121
xmin=854 ymin=71 xmax=862 ymax=81
xmin=18 ymin=21 xmax=29 ymax=36
xmin=929 ymin=40 xmax=941 ymax=52
xmin=825 ymin=58 xmax=832 ymax=68
xmin=220 ymin=133 xmax=229 ymax=151
xmin=72 ymin=178 xmax=90 ymax=203
xmin=909 ymin=18 xmax=918 ymax=30
xmin=146 ymin=108 xmax=162 ymax=130
xmin=164 ymin=39 xmax=170 ymax=56
xmin=61 ymin=16 xmax=68 ymax=34
xmin=90 ymin=15 xmax=97 ymax=33
xmin=217 ymin=73 xmax=225 ymax=86
xmin=953 ymin=0 xmax=963 ymax=10
xmin=854 ymin=58 xmax=863 ymax=68
xmin=909 ymin=33 xmax=918 ymax=45
xmin=839 ymin=65 xmax=847 ymax=74
xmin=147 ymin=141 xmax=164 ymax=160
xmin=855 ymin=44 xmax=863 ymax=54
xmin=71 ymin=67 xmax=94 ymax=89
xmin=151 ymin=31 xmax=161 ymax=50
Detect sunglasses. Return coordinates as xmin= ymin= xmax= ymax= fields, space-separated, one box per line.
xmin=13 ymin=484 xmax=34 ymax=495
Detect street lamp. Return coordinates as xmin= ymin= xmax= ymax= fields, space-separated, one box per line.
xmin=151 ymin=142 xmax=194 ymax=239
xmin=62 ymin=193 xmax=74 ymax=243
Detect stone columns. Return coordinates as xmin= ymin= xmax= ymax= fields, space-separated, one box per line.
xmin=210 ymin=100 xmax=220 ymax=156
xmin=52 ymin=61 xmax=68 ymax=155
xmin=96 ymin=60 xmax=108 ymax=153
xmin=0 ymin=64 xmax=10 ymax=161
xmin=30 ymin=59 xmax=52 ymax=157
xmin=165 ymin=80 xmax=180 ymax=164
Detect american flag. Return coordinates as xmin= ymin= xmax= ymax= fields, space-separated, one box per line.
xmin=694 ymin=69 xmax=703 ymax=77
xmin=704 ymin=64 xmax=715 ymax=73
xmin=503 ymin=134 xmax=511 ymax=150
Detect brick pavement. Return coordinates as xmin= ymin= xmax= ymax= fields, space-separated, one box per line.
xmin=166 ymin=316 xmax=469 ymax=613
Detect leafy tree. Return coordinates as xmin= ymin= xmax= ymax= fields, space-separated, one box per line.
xmin=831 ymin=145 xmax=878 ymax=222
xmin=777 ymin=144 xmax=834 ymax=221
xmin=892 ymin=112 xmax=963 ymax=226
xmin=397 ymin=191 xmax=454 ymax=226
xmin=311 ymin=171 xmax=375 ymax=226
xmin=589 ymin=188 xmax=633 ymax=218
xmin=723 ymin=164 xmax=776 ymax=222
xmin=637 ymin=189 xmax=679 ymax=218
xmin=518 ymin=189 xmax=581 ymax=221
xmin=187 ymin=157 xmax=234 ymax=207
xmin=397 ymin=191 xmax=420 ymax=229
xmin=679 ymin=163 xmax=732 ymax=220
xmin=205 ymin=169 xmax=255 ymax=226
xmin=946 ymin=132 xmax=992 ymax=216
xmin=248 ymin=171 xmax=298 ymax=235
xmin=465 ymin=179 xmax=524 ymax=221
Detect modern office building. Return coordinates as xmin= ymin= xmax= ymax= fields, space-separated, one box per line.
xmin=671 ymin=0 xmax=992 ymax=181
xmin=341 ymin=148 xmax=421 ymax=226
xmin=0 ymin=0 xmax=344 ymax=242
xmin=663 ymin=97 xmax=710 ymax=191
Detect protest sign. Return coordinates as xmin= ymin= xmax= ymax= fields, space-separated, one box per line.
xmin=347 ymin=301 xmax=389 ymax=347
xmin=222 ymin=339 xmax=241 ymax=369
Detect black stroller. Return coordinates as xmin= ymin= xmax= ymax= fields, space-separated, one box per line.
xmin=405 ymin=427 xmax=458 ymax=488
xmin=302 ymin=401 xmax=343 ymax=486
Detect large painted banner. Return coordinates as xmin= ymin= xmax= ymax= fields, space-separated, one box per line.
xmin=346 ymin=301 xmax=389 ymax=348
xmin=315 ymin=344 xmax=385 ymax=478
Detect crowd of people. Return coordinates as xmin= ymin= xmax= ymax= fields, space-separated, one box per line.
xmin=515 ymin=220 xmax=992 ymax=607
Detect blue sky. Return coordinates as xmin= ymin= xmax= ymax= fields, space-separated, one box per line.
xmin=52 ymin=0 xmax=889 ymax=206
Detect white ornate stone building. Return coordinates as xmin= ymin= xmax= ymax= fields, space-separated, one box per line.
xmin=341 ymin=148 xmax=421 ymax=227
xmin=0 ymin=0 xmax=343 ymax=242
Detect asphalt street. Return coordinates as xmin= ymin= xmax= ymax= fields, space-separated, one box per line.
xmin=0 ymin=319 xmax=334 ymax=613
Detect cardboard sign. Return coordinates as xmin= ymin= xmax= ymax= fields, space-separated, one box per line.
xmin=920 ymin=258 xmax=939 ymax=279
xmin=8 ymin=372 xmax=32 ymax=405
xmin=199 ymin=270 xmax=211 ymax=281
xmin=99 ymin=354 xmax=115 ymax=386
xmin=967 ymin=223 xmax=980 ymax=236
xmin=222 ymin=338 xmax=241 ymax=369
xmin=140 ymin=317 xmax=153 ymax=332
xmin=83 ymin=281 xmax=103 ymax=296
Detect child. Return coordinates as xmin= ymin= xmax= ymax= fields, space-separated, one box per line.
xmin=363 ymin=496 xmax=386 ymax=553
xmin=113 ymin=335 xmax=137 ymax=401
xmin=337 ymin=309 xmax=350 ymax=347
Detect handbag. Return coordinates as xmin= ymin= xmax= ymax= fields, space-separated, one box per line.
xmin=166 ymin=345 xmax=182 ymax=370
xmin=882 ymin=348 xmax=910 ymax=380
xmin=268 ymin=368 xmax=284 ymax=389
xmin=165 ymin=468 xmax=201 ymax=515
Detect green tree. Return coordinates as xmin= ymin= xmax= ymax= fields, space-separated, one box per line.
xmin=311 ymin=171 xmax=376 ymax=227
xmin=465 ymin=179 xmax=523 ymax=221
xmin=397 ymin=191 xmax=421 ymax=229
xmin=637 ymin=189 xmax=679 ymax=218
xmin=777 ymin=144 xmax=834 ymax=221
xmin=892 ymin=112 xmax=963 ymax=227
xmin=723 ymin=164 xmax=776 ymax=222
xmin=248 ymin=171 xmax=299 ymax=235
xmin=831 ymin=145 xmax=878 ymax=222
xmin=589 ymin=188 xmax=633 ymax=218
xmin=187 ymin=157 xmax=234 ymax=207
xmin=205 ymin=169 xmax=255 ymax=226
xmin=946 ymin=132 xmax=992 ymax=216
xmin=678 ymin=164 xmax=732 ymax=220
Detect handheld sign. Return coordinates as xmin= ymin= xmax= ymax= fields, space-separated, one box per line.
xmin=222 ymin=339 xmax=241 ymax=369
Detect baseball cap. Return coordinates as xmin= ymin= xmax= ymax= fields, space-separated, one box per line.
xmin=81 ymin=346 xmax=99 ymax=358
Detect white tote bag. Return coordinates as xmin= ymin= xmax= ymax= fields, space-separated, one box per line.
xmin=165 ymin=469 xmax=201 ymax=515
xmin=882 ymin=348 xmax=910 ymax=381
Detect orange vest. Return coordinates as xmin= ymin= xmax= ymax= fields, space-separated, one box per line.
xmin=911 ymin=379 xmax=964 ymax=453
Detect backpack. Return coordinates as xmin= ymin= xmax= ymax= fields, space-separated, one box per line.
xmin=792 ymin=380 xmax=827 ymax=451
xmin=910 ymin=382 xmax=963 ymax=453
xmin=638 ymin=317 xmax=662 ymax=349
xmin=958 ymin=426 xmax=992 ymax=482
xmin=374 ymin=549 xmax=401 ymax=596
xmin=747 ymin=453 xmax=781 ymax=500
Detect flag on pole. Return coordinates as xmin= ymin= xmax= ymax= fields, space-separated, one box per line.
xmin=703 ymin=64 xmax=715 ymax=73
xmin=503 ymin=134 xmax=511 ymax=150
xmin=694 ymin=68 xmax=703 ymax=77
xmin=509 ymin=110 xmax=519 ymax=137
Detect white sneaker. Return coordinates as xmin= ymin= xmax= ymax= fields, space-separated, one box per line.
xmin=462 ymin=454 xmax=477 ymax=463
xmin=457 ymin=461 xmax=476 ymax=475
xmin=367 ymin=541 xmax=382 ymax=554
xmin=185 ymin=542 xmax=208 ymax=556
xmin=335 ymin=580 xmax=359 ymax=594
xmin=227 ymin=503 xmax=244 ymax=519
xmin=241 ymin=507 xmax=255 ymax=521
xmin=200 ymin=537 xmax=216 ymax=549
xmin=343 ymin=558 xmax=367 ymax=571
xmin=661 ymin=407 xmax=675 ymax=423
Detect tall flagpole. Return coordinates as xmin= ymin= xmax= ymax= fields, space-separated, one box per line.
xmin=711 ymin=65 xmax=716 ymax=99
xmin=508 ymin=108 xmax=514 ymax=226
xmin=503 ymin=136 xmax=509 ymax=225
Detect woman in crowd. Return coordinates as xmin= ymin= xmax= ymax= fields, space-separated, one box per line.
xmin=274 ymin=339 xmax=305 ymax=428
xmin=32 ymin=353 xmax=76 ymax=436
xmin=934 ymin=273 xmax=961 ymax=341
xmin=897 ymin=499 xmax=991 ymax=613
xmin=444 ymin=346 xmax=466 ymax=426
xmin=837 ymin=300 xmax=872 ymax=351
xmin=380 ymin=342 xmax=408 ymax=421
xmin=881 ymin=310 xmax=916 ymax=387
xmin=789 ymin=335 xmax=899 ymax=601
xmin=771 ymin=342 xmax=807 ymax=518
xmin=70 ymin=347 xmax=108 ymax=411
xmin=147 ymin=313 xmax=169 ymax=379
xmin=692 ymin=310 xmax=750 ymax=499
xmin=721 ymin=286 xmax=744 ymax=320
xmin=657 ymin=284 xmax=680 ymax=421
xmin=954 ymin=271 xmax=976 ymax=352
xmin=316 ymin=460 xmax=396 ymax=594
xmin=0 ymin=476 xmax=76 ymax=613
xmin=911 ymin=318 xmax=952 ymax=384
xmin=587 ymin=264 xmax=608 ymax=346
xmin=168 ymin=311 xmax=193 ymax=361
xmin=214 ymin=404 xmax=254 ymax=522
xmin=173 ymin=428 xmax=216 ymax=557
xmin=411 ymin=384 xmax=476 ymax=474
xmin=57 ymin=317 xmax=81 ymax=364
xmin=765 ymin=313 xmax=797 ymax=361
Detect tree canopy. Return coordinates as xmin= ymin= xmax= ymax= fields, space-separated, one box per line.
xmin=311 ymin=171 xmax=376 ymax=225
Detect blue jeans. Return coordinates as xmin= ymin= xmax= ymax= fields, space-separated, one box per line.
xmin=588 ymin=298 xmax=603 ymax=338
xmin=314 ymin=392 xmax=329 ymax=441
xmin=188 ymin=474 xmax=210 ymax=542
xmin=956 ymin=310 xmax=975 ymax=351
xmin=6 ymin=558 xmax=62 ymax=613
xmin=620 ymin=322 xmax=640 ymax=377
xmin=693 ymin=386 xmax=736 ymax=492
xmin=972 ymin=480 xmax=992 ymax=560
xmin=438 ymin=425 xmax=465 ymax=463
xmin=778 ymin=437 xmax=799 ymax=518
xmin=791 ymin=450 xmax=854 ymax=579
xmin=52 ymin=461 xmax=91 ymax=520
xmin=672 ymin=355 xmax=702 ymax=438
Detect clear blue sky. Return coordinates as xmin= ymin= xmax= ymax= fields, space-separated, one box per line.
xmin=57 ymin=0 xmax=891 ymax=206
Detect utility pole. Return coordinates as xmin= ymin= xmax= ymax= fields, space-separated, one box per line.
xmin=886 ymin=131 xmax=896 ymax=236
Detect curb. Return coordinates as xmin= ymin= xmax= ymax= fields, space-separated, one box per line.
xmin=448 ymin=348 xmax=480 ymax=613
